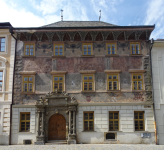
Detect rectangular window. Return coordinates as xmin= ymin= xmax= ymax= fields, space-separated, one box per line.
xmin=109 ymin=112 xmax=119 ymax=131
xmin=106 ymin=43 xmax=116 ymax=55
xmin=0 ymin=71 xmax=3 ymax=91
xmin=131 ymin=42 xmax=140 ymax=54
xmin=83 ymin=75 xmax=94 ymax=91
xmin=84 ymin=112 xmax=94 ymax=131
xmin=107 ymin=74 xmax=118 ymax=90
xmin=24 ymin=44 xmax=34 ymax=56
xmin=20 ymin=112 xmax=30 ymax=132
xmin=134 ymin=111 xmax=144 ymax=131
xmin=53 ymin=75 xmax=64 ymax=92
xmin=23 ymin=76 xmax=33 ymax=92
xmin=0 ymin=37 xmax=5 ymax=52
xmin=132 ymin=74 xmax=143 ymax=90
xmin=54 ymin=44 xmax=64 ymax=56
xmin=82 ymin=43 xmax=92 ymax=55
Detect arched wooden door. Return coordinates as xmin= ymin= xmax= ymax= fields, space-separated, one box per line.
xmin=48 ymin=114 xmax=66 ymax=140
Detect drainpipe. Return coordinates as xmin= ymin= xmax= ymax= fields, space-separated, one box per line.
xmin=149 ymin=38 xmax=158 ymax=145
xmin=9 ymin=26 xmax=17 ymax=145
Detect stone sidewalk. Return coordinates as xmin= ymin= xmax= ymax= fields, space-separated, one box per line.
xmin=0 ymin=144 xmax=164 ymax=150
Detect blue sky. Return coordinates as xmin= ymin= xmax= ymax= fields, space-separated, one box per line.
xmin=1 ymin=0 xmax=164 ymax=39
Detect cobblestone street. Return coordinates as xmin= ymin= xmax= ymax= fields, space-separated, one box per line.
xmin=0 ymin=144 xmax=164 ymax=150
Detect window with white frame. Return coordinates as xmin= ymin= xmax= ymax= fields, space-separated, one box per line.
xmin=0 ymin=38 xmax=5 ymax=52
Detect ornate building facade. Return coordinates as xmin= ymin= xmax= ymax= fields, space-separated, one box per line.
xmin=11 ymin=21 xmax=155 ymax=144
xmin=0 ymin=22 xmax=16 ymax=144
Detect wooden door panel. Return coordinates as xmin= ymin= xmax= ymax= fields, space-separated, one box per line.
xmin=48 ymin=114 xmax=66 ymax=140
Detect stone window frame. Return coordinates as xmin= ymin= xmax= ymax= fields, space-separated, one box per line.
xmin=20 ymin=112 xmax=30 ymax=132
xmin=130 ymin=42 xmax=141 ymax=55
xmin=23 ymin=42 xmax=35 ymax=57
xmin=0 ymin=34 xmax=8 ymax=54
xmin=104 ymin=70 xmax=121 ymax=92
xmin=129 ymin=70 xmax=145 ymax=92
xmin=109 ymin=111 xmax=119 ymax=131
xmin=52 ymin=75 xmax=64 ymax=92
xmin=106 ymin=42 xmax=117 ymax=55
xmin=83 ymin=111 xmax=94 ymax=131
xmin=82 ymin=43 xmax=93 ymax=56
xmin=19 ymin=71 xmax=37 ymax=94
xmin=0 ymin=56 xmax=7 ymax=101
xmin=134 ymin=111 xmax=145 ymax=131
xmin=54 ymin=43 xmax=64 ymax=56
xmin=50 ymin=71 xmax=67 ymax=92
xmin=80 ymin=70 xmax=96 ymax=92
xmin=22 ymin=76 xmax=34 ymax=92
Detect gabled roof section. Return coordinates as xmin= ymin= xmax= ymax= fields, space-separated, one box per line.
xmin=41 ymin=21 xmax=117 ymax=28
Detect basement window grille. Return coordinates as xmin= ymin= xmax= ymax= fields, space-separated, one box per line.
xmin=23 ymin=140 xmax=32 ymax=145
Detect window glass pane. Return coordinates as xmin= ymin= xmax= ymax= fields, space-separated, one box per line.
xmin=21 ymin=114 xmax=25 ymax=120
xmin=109 ymin=82 xmax=112 ymax=90
xmin=138 ymin=81 xmax=142 ymax=90
xmin=108 ymin=45 xmax=111 ymax=54
xmin=29 ymin=77 xmax=33 ymax=81
xmin=112 ymin=45 xmax=115 ymax=54
xmin=59 ymin=83 xmax=62 ymax=91
xmin=54 ymin=83 xmax=58 ymax=89
xmin=109 ymin=113 xmax=113 ymax=119
xmin=133 ymin=75 xmax=137 ymax=79
xmin=89 ymin=121 xmax=93 ymax=130
xmin=26 ymin=114 xmax=30 ymax=120
xmin=1 ymin=38 xmax=5 ymax=42
xmin=109 ymin=121 xmax=113 ymax=130
xmin=54 ymin=77 xmax=58 ymax=81
xmin=134 ymin=113 xmax=138 ymax=119
xmin=23 ymin=83 xmax=27 ymax=92
xmin=59 ymin=77 xmax=63 ymax=81
xmin=89 ymin=82 xmax=92 ymax=90
xmin=84 ymin=82 xmax=88 ymax=90
xmin=26 ymin=122 xmax=30 ymax=131
xmin=0 ymin=82 xmax=2 ymax=91
xmin=113 ymin=81 xmax=117 ymax=90
xmin=89 ymin=113 xmax=93 ymax=119
xmin=0 ymin=72 xmax=3 ymax=80
xmin=114 ymin=113 xmax=118 ymax=119
xmin=84 ymin=121 xmax=88 ymax=130
xmin=0 ymin=47 xmax=5 ymax=52
xmin=138 ymin=75 xmax=142 ymax=79
xmin=84 ymin=113 xmax=88 ymax=120
xmin=88 ymin=76 xmax=92 ymax=80
xmin=24 ymin=77 xmax=28 ymax=81
xmin=133 ymin=81 xmax=137 ymax=90
xmin=139 ymin=113 xmax=143 ymax=119
xmin=28 ymin=83 xmax=32 ymax=91
xmin=1 ymin=43 xmax=5 ymax=47
xmin=84 ymin=76 xmax=87 ymax=80
xmin=108 ymin=76 xmax=112 ymax=79
xmin=113 ymin=76 xmax=117 ymax=79
xmin=26 ymin=45 xmax=29 ymax=48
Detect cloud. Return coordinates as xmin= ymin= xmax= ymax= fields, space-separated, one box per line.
xmin=90 ymin=0 xmax=123 ymax=24
xmin=144 ymin=0 xmax=164 ymax=39
xmin=29 ymin=0 xmax=89 ymax=21
xmin=0 ymin=0 xmax=45 ymax=27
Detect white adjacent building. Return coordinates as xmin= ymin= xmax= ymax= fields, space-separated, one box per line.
xmin=152 ymin=40 xmax=164 ymax=145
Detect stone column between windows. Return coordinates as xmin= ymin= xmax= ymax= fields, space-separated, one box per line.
xmin=73 ymin=111 xmax=76 ymax=135
xmin=41 ymin=111 xmax=44 ymax=136
xmin=37 ymin=111 xmax=40 ymax=136
xmin=69 ymin=111 xmax=72 ymax=134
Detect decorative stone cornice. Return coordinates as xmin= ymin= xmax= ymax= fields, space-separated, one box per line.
xmin=129 ymin=70 xmax=146 ymax=73
xmin=19 ymin=71 xmax=37 ymax=75
xmin=104 ymin=70 xmax=121 ymax=73
xmin=80 ymin=70 xmax=96 ymax=74
xmin=50 ymin=71 xmax=67 ymax=75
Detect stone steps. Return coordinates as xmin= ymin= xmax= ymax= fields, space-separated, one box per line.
xmin=45 ymin=140 xmax=67 ymax=145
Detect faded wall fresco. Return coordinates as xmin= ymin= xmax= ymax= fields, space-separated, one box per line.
xmin=13 ymin=40 xmax=152 ymax=105
xmin=56 ymin=58 xmax=105 ymax=73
